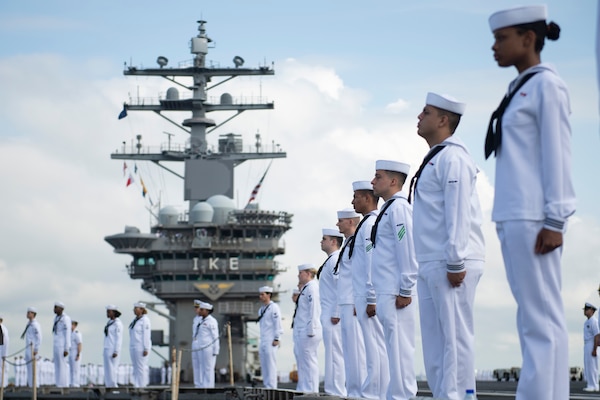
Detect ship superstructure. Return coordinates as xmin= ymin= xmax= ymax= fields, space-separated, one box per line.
xmin=104 ymin=20 xmax=291 ymax=383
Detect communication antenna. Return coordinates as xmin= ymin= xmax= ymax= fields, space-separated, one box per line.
xmin=233 ymin=56 xmax=244 ymax=68
xmin=156 ymin=56 xmax=169 ymax=68
xmin=163 ymin=131 xmax=174 ymax=151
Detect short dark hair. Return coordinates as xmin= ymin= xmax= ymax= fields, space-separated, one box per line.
xmin=383 ymin=170 xmax=407 ymax=185
xmin=356 ymin=189 xmax=379 ymax=204
xmin=435 ymin=107 xmax=462 ymax=134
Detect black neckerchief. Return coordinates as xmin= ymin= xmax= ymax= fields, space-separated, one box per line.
xmin=485 ymin=72 xmax=539 ymax=159
xmin=408 ymin=145 xmax=447 ymax=204
xmin=348 ymin=214 xmax=372 ymax=258
xmin=370 ymin=198 xmax=396 ymax=247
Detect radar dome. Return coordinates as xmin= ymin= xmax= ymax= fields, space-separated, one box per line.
xmin=124 ymin=226 xmax=141 ymax=234
xmin=207 ymin=195 xmax=235 ymax=224
xmin=190 ymin=201 xmax=214 ymax=223
xmin=158 ymin=206 xmax=179 ymax=226
xmin=166 ymin=87 xmax=179 ymax=100
xmin=220 ymin=93 xmax=233 ymax=105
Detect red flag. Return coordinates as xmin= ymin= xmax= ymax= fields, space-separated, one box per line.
xmin=126 ymin=174 xmax=134 ymax=187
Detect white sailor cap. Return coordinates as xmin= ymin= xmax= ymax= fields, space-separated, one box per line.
xmin=322 ymin=228 xmax=343 ymax=238
xmin=258 ymin=286 xmax=273 ymax=293
xmin=54 ymin=301 xmax=65 ymax=309
xmin=133 ymin=302 xmax=146 ymax=309
xmin=106 ymin=304 xmax=119 ymax=312
xmin=489 ymin=5 xmax=547 ymax=32
xmin=352 ymin=181 xmax=372 ymax=191
xmin=375 ymin=160 xmax=411 ymax=175
xmin=198 ymin=301 xmax=213 ymax=310
xmin=297 ymin=263 xmax=315 ymax=271
xmin=337 ymin=208 xmax=360 ymax=219
xmin=27 ymin=306 xmax=37 ymax=313
xmin=426 ymin=92 xmax=466 ymax=115
xmin=584 ymin=302 xmax=597 ymax=310
xmin=193 ymin=299 xmax=202 ymax=307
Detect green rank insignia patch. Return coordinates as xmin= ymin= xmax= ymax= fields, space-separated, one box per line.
xmin=366 ymin=243 xmax=373 ymax=252
xmin=397 ymin=224 xmax=406 ymax=241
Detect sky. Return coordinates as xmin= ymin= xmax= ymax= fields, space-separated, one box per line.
xmin=0 ymin=0 xmax=599 ymax=381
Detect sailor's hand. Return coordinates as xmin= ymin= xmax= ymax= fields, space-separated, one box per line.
xmin=63 ymin=351 xmax=69 ymax=357
xmin=366 ymin=304 xmax=377 ymax=318
xmin=447 ymin=271 xmax=466 ymax=288
xmin=142 ymin=350 xmax=148 ymax=357
xmin=272 ymin=340 xmax=279 ymax=347
xmin=330 ymin=317 xmax=340 ymax=325
xmin=535 ymin=228 xmax=562 ymax=255
xmin=395 ymin=296 xmax=411 ymax=309
xmin=112 ymin=352 xmax=118 ymax=358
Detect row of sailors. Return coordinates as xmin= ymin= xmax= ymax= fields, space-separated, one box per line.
xmin=283 ymin=92 xmax=484 ymax=400
xmin=7 ymin=360 xmax=171 ymax=387
xmin=0 ymin=301 xmax=153 ymax=388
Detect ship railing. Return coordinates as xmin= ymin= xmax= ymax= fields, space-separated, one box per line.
xmin=126 ymin=93 xmax=272 ymax=106
xmin=113 ymin=142 xmax=285 ymax=157
xmin=177 ymin=58 xmax=274 ymax=71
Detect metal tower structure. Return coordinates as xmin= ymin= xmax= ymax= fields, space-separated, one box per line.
xmin=104 ymin=20 xmax=292 ymax=384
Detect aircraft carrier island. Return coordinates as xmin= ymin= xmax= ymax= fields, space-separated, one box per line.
xmin=103 ymin=20 xmax=292 ymax=385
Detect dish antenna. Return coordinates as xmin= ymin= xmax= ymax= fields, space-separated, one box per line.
xmin=156 ymin=56 xmax=169 ymax=68
xmin=233 ymin=56 xmax=244 ymax=68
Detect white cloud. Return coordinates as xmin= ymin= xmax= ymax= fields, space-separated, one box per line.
xmin=385 ymin=98 xmax=410 ymax=114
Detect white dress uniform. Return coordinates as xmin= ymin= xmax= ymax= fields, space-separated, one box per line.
xmin=293 ymin=278 xmax=322 ymax=393
xmin=413 ymin=133 xmax=485 ymax=400
xmin=103 ymin=317 xmax=123 ymax=388
xmin=351 ymin=208 xmax=390 ymax=400
xmin=191 ymin=313 xmax=202 ymax=387
xmin=336 ymin=233 xmax=367 ymax=397
xmin=0 ymin=323 xmax=8 ymax=387
xmin=318 ymin=249 xmax=346 ymax=396
xmin=584 ymin=313 xmax=600 ymax=391
xmin=192 ymin=312 xmax=219 ymax=388
xmin=52 ymin=312 xmax=71 ymax=387
xmin=491 ymin=62 xmax=575 ymax=400
xmin=258 ymin=299 xmax=283 ymax=388
xmin=69 ymin=329 xmax=82 ymax=387
xmin=371 ymin=190 xmax=418 ymax=400
xmin=129 ymin=314 xmax=151 ymax=387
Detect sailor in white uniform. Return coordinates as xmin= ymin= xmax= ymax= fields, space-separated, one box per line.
xmin=0 ymin=316 xmax=9 ymax=387
xmin=335 ymin=209 xmax=368 ymax=397
xmin=486 ymin=6 xmax=576 ymax=399
xmin=413 ymin=93 xmax=485 ymax=400
xmin=52 ymin=301 xmax=71 ymax=388
xmin=69 ymin=321 xmax=83 ymax=387
xmin=350 ymin=180 xmax=390 ymax=400
xmin=129 ymin=302 xmax=151 ymax=388
xmin=370 ymin=160 xmax=418 ymax=400
xmin=257 ymin=286 xmax=283 ymax=388
xmin=192 ymin=301 xmax=219 ymax=388
xmin=103 ymin=305 xmax=123 ymax=388
xmin=292 ymin=264 xmax=322 ymax=393
xmin=318 ymin=228 xmax=346 ymax=396
xmin=583 ymin=303 xmax=599 ymax=392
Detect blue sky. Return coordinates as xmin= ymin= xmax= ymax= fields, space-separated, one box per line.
xmin=0 ymin=0 xmax=598 ymax=379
